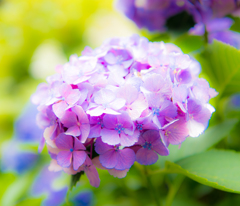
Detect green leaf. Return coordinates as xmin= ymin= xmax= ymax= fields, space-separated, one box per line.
xmin=157 ymin=118 xmax=238 ymax=165
xmin=196 ymin=40 xmax=240 ymax=98
xmin=15 ymin=197 xmax=43 ymax=206
xmin=70 ymin=171 xmax=84 ymax=190
xmin=173 ymin=34 xmax=204 ymax=53
xmin=1 ymin=172 xmax=35 ymax=206
xmin=165 ymin=150 xmax=240 ymax=193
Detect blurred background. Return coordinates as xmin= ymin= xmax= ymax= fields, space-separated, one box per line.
xmin=1 ymin=0 xmax=240 ymax=206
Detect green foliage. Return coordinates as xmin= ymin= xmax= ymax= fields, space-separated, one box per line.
xmin=174 ymin=34 xmax=204 ymax=54
xmin=196 ymin=40 xmax=240 ymax=99
xmin=15 ymin=197 xmax=44 ymax=206
xmin=166 ymin=150 xmax=240 ymax=193
xmin=70 ymin=171 xmax=84 ymax=190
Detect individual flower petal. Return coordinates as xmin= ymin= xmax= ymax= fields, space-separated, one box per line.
xmin=55 ymin=134 xmax=73 ymax=150
xmin=57 ymin=151 xmax=72 ymax=168
xmin=136 ymin=148 xmax=158 ymax=165
xmin=114 ymin=148 xmax=135 ymax=170
xmin=99 ymin=149 xmax=119 ymax=169
xmin=72 ymin=151 xmax=87 ymax=171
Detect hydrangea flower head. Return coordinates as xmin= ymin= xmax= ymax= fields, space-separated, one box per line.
xmin=32 ymin=34 xmax=217 ymax=187
xmin=116 ymin=0 xmax=240 ymax=48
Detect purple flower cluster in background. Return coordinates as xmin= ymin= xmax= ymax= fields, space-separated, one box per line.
xmin=117 ymin=0 xmax=240 ymax=48
xmin=32 ymin=35 xmax=217 ymax=187
xmin=1 ymin=103 xmax=41 ymax=174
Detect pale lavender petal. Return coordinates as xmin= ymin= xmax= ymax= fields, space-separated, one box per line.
xmin=108 ymin=168 xmax=129 ymax=178
xmin=178 ymin=69 xmax=192 ymax=84
xmin=188 ymin=99 xmax=202 ymax=115
xmin=88 ymin=124 xmax=101 ymax=138
xmin=87 ymin=106 xmax=105 ymax=116
xmin=55 ymin=134 xmax=73 ymax=150
xmin=103 ymin=115 xmax=118 ymax=129
xmin=165 ymin=121 xmax=189 ymax=144
xmin=73 ymin=137 xmax=86 ymax=150
xmin=79 ymin=124 xmax=90 ymax=143
xmin=95 ymin=138 xmax=113 ymax=154
xmin=101 ymin=129 xmax=120 ymax=145
xmin=118 ymin=112 xmax=134 ymax=129
xmin=115 ymin=148 xmax=135 ymax=170
xmin=206 ymin=17 xmax=233 ymax=33
xmin=189 ymin=23 xmax=205 ymax=35
xmin=120 ymin=132 xmax=139 ymax=147
xmin=137 ymin=134 xmax=146 ymax=145
xmin=43 ymin=125 xmax=57 ymax=141
xmin=74 ymin=76 xmax=91 ymax=85
xmin=94 ymin=89 xmax=116 ymax=105
xmin=187 ymin=119 xmax=205 ymax=137
xmin=85 ymin=164 xmax=100 ymax=188
xmin=73 ymin=151 xmax=87 ymax=170
xmin=99 ymin=150 xmax=118 ymax=169
xmin=59 ymin=83 xmax=71 ymax=97
xmin=60 ymin=111 xmax=78 ymax=127
xmin=66 ymin=89 xmax=81 ymax=106
xmin=117 ymin=84 xmax=138 ymax=104
xmin=136 ymin=148 xmax=158 ymax=165
xmin=92 ymin=156 xmax=106 ymax=170
xmin=109 ymin=98 xmax=126 ymax=111
xmin=152 ymin=141 xmax=169 ymax=156
xmin=104 ymin=51 xmax=117 ymax=64
xmin=57 ymin=151 xmax=72 ymax=168
xmin=73 ymin=105 xmax=89 ymax=124
xmin=159 ymin=100 xmax=177 ymax=118
xmin=193 ymin=107 xmax=212 ymax=124
xmin=142 ymin=129 xmax=160 ymax=143
xmin=104 ymin=108 xmax=121 ymax=115
xmin=128 ymin=94 xmax=148 ymax=120
xmin=65 ymin=125 xmax=81 ymax=137
xmin=52 ymin=101 xmax=68 ymax=118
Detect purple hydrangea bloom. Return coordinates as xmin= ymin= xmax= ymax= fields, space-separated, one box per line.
xmin=32 ymin=34 xmax=217 ymax=187
xmin=117 ymin=0 xmax=240 ymax=48
xmin=190 ymin=17 xmax=240 ymax=48
xmin=116 ymin=0 xmax=185 ymax=32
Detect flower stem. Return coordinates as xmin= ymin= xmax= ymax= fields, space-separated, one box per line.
xmin=143 ymin=167 xmax=162 ymax=206
xmin=165 ymin=175 xmax=185 ymax=206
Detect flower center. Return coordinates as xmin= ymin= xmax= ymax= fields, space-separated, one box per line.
xmin=142 ymin=142 xmax=152 ymax=150
xmin=136 ymin=123 xmax=143 ymax=131
xmin=115 ymin=124 xmax=125 ymax=134
xmin=97 ymin=118 xmax=104 ymax=128
xmin=152 ymin=107 xmax=160 ymax=116
xmin=70 ymin=148 xmax=74 ymax=152
xmin=165 ymin=130 xmax=171 ymax=137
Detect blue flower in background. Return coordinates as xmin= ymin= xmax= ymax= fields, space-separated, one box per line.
xmin=1 ymin=102 xmax=42 ymax=174
xmin=73 ymin=190 xmax=94 ymax=206
xmin=14 ymin=102 xmax=43 ymax=143
xmin=1 ymin=142 xmax=39 ymax=174
xmin=31 ymin=166 xmax=68 ymax=206
xmin=231 ymin=94 xmax=240 ymax=109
